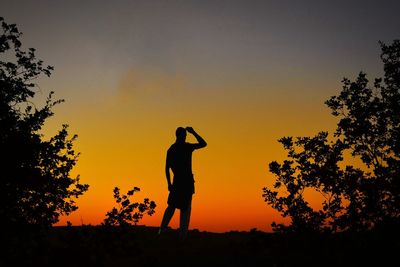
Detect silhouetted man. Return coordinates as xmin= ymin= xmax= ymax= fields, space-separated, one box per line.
xmin=159 ymin=126 xmax=207 ymax=240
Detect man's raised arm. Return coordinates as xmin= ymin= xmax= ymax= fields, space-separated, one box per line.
xmin=186 ymin=127 xmax=207 ymax=149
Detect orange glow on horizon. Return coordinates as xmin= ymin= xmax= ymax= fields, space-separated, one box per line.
xmin=49 ymin=71 xmax=339 ymax=233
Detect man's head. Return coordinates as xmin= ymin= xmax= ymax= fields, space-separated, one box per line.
xmin=175 ymin=127 xmax=187 ymax=142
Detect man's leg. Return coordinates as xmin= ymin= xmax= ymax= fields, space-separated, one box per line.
xmin=159 ymin=205 xmax=175 ymax=234
xmin=179 ymin=198 xmax=192 ymax=241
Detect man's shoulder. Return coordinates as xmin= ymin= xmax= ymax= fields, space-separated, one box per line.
xmin=167 ymin=143 xmax=179 ymax=152
xmin=167 ymin=144 xmax=175 ymax=151
xmin=168 ymin=142 xmax=193 ymax=151
xmin=184 ymin=142 xmax=197 ymax=151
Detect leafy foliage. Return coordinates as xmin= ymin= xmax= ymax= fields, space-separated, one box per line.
xmin=103 ymin=186 xmax=156 ymax=226
xmin=264 ymin=133 xmax=348 ymax=233
xmin=264 ymin=40 xmax=400 ymax=233
xmin=0 ymin=17 xmax=89 ymax=226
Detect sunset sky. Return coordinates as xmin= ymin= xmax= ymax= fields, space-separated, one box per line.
xmin=2 ymin=0 xmax=400 ymax=232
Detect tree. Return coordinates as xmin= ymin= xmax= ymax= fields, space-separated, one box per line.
xmin=263 ymin=40 xmax=400 ymax=233
xmin=0 ymin=17 xmax=89 ymax=226
xmin=103 ymin=186 xmax=156 ymax=226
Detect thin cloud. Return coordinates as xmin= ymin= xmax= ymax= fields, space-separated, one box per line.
xmin=117 ymin=67 xmax=187 ymax=102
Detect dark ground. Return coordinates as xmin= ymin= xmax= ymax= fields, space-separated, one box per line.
xmin=2 ymin=225 xmax=399 ymax=267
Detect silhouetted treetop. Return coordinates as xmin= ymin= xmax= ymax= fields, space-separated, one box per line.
xmin=0 ymin=17 xmax=89 ymax=226
xmin=264 ymin=40 xmax=400 ymax=233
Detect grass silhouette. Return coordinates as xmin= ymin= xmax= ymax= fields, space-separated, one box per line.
xmin=2 ymin=225 xmax=398 ymax=267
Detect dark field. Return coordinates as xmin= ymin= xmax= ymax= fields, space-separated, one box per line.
xmin=3 ymin=225 xmax=399 ymax=267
